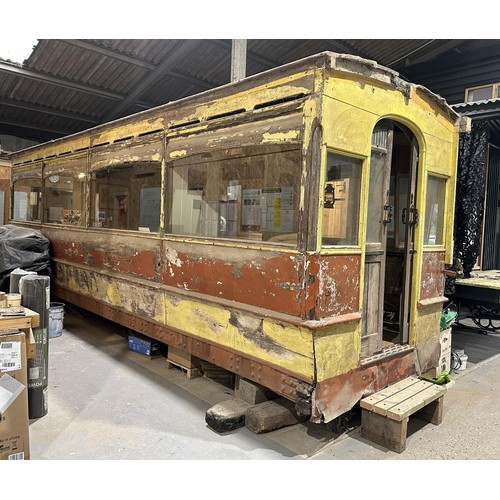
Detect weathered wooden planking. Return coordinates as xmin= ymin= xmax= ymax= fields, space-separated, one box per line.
xmin=360 ymin=375 xmax=446 ymax=421
xmin=372 ymin=380 xmax=434 ymax=414
xmin=360 ymin=376 xmax=422 ymax=408
xmin=385 ymin=385 xmax=445 ymax=421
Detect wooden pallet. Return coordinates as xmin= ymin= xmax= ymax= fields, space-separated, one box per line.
xmin=167 ymin=359 xmax=202 ymax=379
xmin=360 ymin=375 xmax=447 ymax=453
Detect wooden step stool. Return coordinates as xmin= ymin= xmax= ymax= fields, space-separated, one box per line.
xmin=360 ymin=375 xmax=447 ymax=453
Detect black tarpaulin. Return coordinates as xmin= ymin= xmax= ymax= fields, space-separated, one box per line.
xmin=0 ymin=224 xmax=51 ymax=292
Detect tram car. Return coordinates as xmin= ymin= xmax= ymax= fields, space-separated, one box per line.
xmin=8 ymin=52 xmax=469 ymax=424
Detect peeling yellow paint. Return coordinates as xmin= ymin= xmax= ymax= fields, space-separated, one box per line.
xmin=313 ymin=321 xmax=361 ymax=380
xmin=106 ymin=281 xmax=121 ymax=306
xmin=164 ymin=294 xmax=314 ymax=377
xmin=169 ymin=149 xmax=187 ymax=159
xmin=262 ymin=131 xmax=300 ymax=143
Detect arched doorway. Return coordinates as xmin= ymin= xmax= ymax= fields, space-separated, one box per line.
xmin=361 ymin=120 xmax=419 ymax=357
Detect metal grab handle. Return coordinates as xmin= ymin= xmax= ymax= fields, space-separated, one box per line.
xmin=383 ymin=204 xmax=393 ymax=224
xmin=402 ymin=207 xmax=419 ymax=226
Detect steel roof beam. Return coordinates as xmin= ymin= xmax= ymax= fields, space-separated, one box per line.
xmin=0 ymin=60 xmax=124 ymax=100
xmin=403 ymin=39 xmax=467 ymax=67
xmin=57 ymin=39 xmax=157 ymax=70
xmin=103 ymin=39 xmax=200 ymax=121
xmin=0 ymin=117 xmax=72 ymax=136
xmin=206 ymin=39 xmax=279 ymax=69
xmin=0 ymin=98 xmax=99 ymax=124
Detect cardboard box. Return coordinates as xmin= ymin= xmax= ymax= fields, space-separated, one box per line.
xmin=128 ymin=333 xmax=161 ymax=357
xmin=0 ymin=330 xmax=30 ymax=460
xmin=167 ymin=346 xmax=200 ymax=369
xmin=438 ymin=347 xmax=452 ymax=373
xmin=440 ymin=328 xmax=452 ymax=353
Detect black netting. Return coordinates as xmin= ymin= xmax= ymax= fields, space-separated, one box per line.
xmin=454 ymin=121 xmax=490 ymax=278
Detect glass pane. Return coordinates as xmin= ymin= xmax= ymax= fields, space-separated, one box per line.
xmin=12 ymin=178 xmax=42 ymax=221
xmin=467 ymin=86 xmax=493 ymax=102
xmin=322 ymin=153 xmax=361 ymax=246
xmin=90 ymin=161 xmax=161 ymax=231
xmin=366 ymin=151 xmax=386 ymax=244
xmin=167 ymin=146 xmax=301 ymax=245
xmin=44 ymin=173 xmax=85 ymax=225
xmin=424 ymin=175 xmax=446 ymax=245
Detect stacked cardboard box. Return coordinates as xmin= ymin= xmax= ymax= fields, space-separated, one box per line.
xmin=0 ymin=329 xmax=30 ymax=460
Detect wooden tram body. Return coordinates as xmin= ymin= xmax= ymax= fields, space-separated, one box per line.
xmin=8 ymin=52 xmax=467 ymax=423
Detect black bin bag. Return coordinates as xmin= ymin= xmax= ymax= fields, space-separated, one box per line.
xmin=0 ymin=224 xmax=51 ymax=292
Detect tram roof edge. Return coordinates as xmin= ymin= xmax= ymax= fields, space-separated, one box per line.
xmin=8 ymin=51 xmax=465 ymax=160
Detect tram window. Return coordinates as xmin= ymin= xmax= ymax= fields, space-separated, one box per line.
xmin=322 ymin=153 xmax=361 ymax=246
xmin=167 ymin=146 xmax=301 ymax=245
xmin=90 ymin=161 xmax=161 ymax=231
xmin=424 ymin=175 xmax=446 ymax=245
xmin=12 ymin=178 xmax=42 ymax=222
xmin=44 ymin=173 xmax=85 ymax=225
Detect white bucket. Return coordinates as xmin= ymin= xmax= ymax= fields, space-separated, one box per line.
xmin=49 ymin=302 xmax=65 ymax=338
xmin=457 ymin=354 xmax=468 ymax=370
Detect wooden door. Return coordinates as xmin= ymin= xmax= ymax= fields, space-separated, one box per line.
xmin=361 ymin=123 xmax=394 ymax=357
xmin=399 ymin=137 xmax=419 ymax=344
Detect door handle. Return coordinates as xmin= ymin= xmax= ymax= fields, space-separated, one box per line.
xmin=383 ymin=204 xmax=393 ymax=224
xmin=402 ymin=207 xmax=419 ymax=226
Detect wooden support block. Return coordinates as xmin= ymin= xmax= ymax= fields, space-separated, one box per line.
xmin=361 ymin=409 xmax=408 ymax=453
xmin=245 ymin=397 xmax=301 ymax=434
xmin=234 ymin=376 xmax=278 ymax=405
xmin=167 ymin=346 xmax=200 ymax=369
xmin=167 ymin=360 xmax=202 ymax=379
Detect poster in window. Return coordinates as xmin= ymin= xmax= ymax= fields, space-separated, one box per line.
xmin=242 ymin=188 xmax=261 ymax=229
xmin=261 ymin=187 xmax=294 ymax=232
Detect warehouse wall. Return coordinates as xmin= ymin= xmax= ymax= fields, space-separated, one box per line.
xmin=402 ymin=45 xmax=500 ymax=105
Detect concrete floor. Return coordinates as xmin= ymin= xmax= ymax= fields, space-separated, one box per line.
xmin=24 ymin=306 xmax=500 ymax=467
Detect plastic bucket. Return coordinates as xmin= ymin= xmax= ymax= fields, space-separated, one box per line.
xmin=49 ymin=302 xmax=65 ymax=338
xmin=457 ymin=354 xmax=468 ymax=371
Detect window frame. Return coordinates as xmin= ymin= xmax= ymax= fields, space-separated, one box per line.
xmin=320 ymin=149 xmax=364 ymax=249
xmin=11 ymin=166 xmax=43 ymax=223
xmin=423 ymin=172 xmax=448 ymax=248
xmin=165 ymin=142 xmax=303 ymax=246
xmin=88 ymin=134 xmax=163 ymax=233
xmin=465 ymin=83 xmax=500 ymax=103
xmin=43 ymin=154 xmax=88 ymax=226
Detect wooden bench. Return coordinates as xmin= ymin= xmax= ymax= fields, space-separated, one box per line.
xmin=360 ymin=375 xmax=447 ymax=453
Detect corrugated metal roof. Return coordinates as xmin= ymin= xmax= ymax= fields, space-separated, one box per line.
xmin=1 ymin=39 xmax=500 ymax=147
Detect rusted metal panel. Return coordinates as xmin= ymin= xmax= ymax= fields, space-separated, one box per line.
xmin=160 ymin=241 xmax=307 ymax=317
xmin=46 ymin=227 xmax=162 ymax=281
xmin=420 ymin=251 xmax=446 ymax=301
xmin=311 ymin=349 xmax=418 ymax=423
